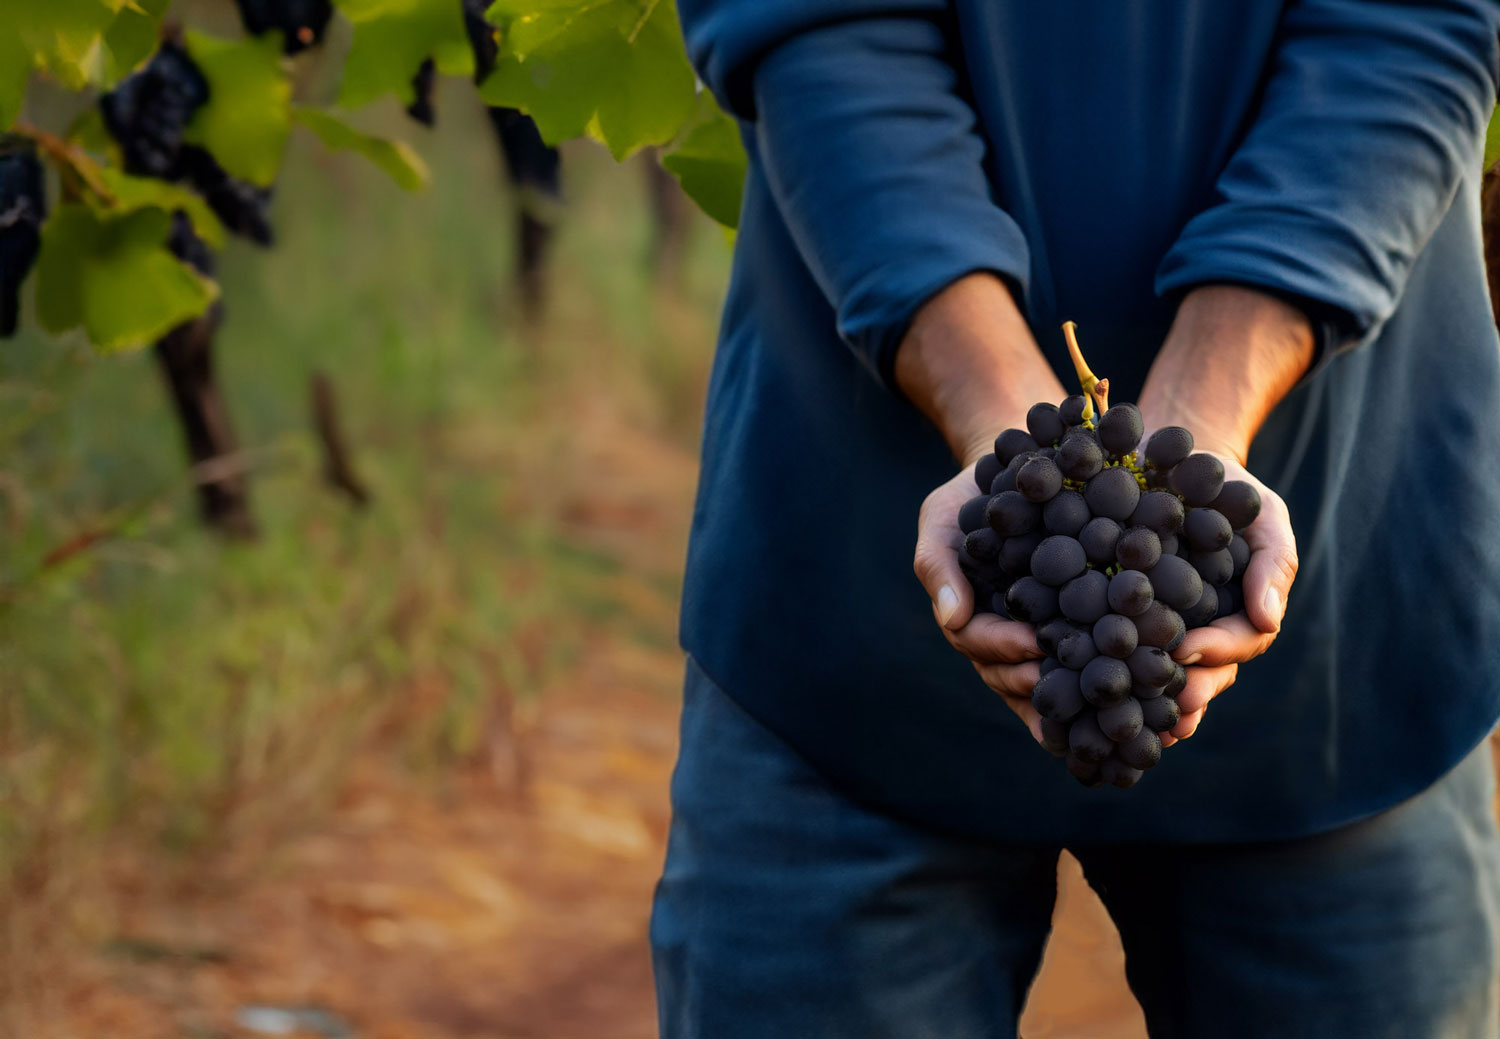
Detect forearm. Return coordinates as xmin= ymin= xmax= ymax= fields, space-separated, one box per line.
xmin=894 ymin=273 xmax=1067 ymax=465
xmin=1136 ymin=286 xmax=1316 ymax=463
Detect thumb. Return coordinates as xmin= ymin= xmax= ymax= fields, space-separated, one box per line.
xmin=915 ymin=494 xmax=974 ymax=632
xmin=1241 ymin=497 xmax=1297 ymax=635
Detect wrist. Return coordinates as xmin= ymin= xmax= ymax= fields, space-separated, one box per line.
xmin=894 ymin=273 xmax=1065 ymax=465
xmin=1137 ymin=285 xmax=1315 ymax=463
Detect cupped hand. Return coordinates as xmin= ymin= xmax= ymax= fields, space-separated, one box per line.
xmin=913 ymin=461 xmax=1047 ymax=741
xmin=1160 ymin=445 xmax=1298 ymax=745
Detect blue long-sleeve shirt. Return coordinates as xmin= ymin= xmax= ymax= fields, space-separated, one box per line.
xmin=675 ymin=0 xmax=1500 ymax=842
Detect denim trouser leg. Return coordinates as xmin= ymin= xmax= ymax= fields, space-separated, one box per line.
xmin=652 ymin=658 xmax=1500 ymax=1038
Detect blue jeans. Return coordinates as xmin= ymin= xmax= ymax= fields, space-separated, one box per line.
xmin=651 ymin=658 xmax=1500 ymax=1038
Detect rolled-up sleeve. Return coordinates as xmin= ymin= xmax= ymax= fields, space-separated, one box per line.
xmin=678 ymin=1 xmax=1031 ymax=387
xmin=1156 ymin=0 xmax=1500 ymax=348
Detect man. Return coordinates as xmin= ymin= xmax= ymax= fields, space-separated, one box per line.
xmin=652 ymin=2 xmax=1500 ymax=1036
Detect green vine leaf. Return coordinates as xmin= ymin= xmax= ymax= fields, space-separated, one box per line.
xmin=661 ymin=94 xmax=744 ymax=228
xmin=478 ymin=0 xmax=697 ymax=160
xmin=91 ymin=167 xmax=228 ymax=249
xmin=101 ymin=0 xmax=171 ymax=85
xmin=34 ymin=204 xmax=219 ymax=354
xmin=335 ymin=0 xmax=474 ymax=109
xmin=8 ymin=0 xmax=119 ymax=91
xmin=293 ymin=107 xmax=430 ymax=191
xmin=183 ymin=30 xmax=292 ymax=188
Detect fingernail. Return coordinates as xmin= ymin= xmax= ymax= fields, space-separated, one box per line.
xmin=1180 ymin=652 xmax=1202 ymax=666
xmin=936 ymin=585 xmax=959 ymax=628
xmin=1263 ymin=586 xmax=1283 ymax=631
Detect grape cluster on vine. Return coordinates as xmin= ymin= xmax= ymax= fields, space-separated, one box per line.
xmin=100 ymin=40 xmax=275 ymax=250
xmin=957 ymin=328 xmax=1260 ymax=788
xmin=0 ymin=140 xmax=46 ymax=338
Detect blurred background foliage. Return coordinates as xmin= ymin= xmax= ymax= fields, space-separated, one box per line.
xmin=0 ymin=4 xmax=732 ymax=1024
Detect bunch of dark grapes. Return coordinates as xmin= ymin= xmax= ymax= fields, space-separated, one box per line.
xmin=957 ymin=395 xmax=1260 ymax=788
xmin=463 ymin=0 xmax=500 ymax=81
xmin=99 ymin=41 xmax=210 ymax=180
xmin=0 ymin=139 xmax=46 ymax=338
xmin=234 ymin=0 xmax=334 ymax=54
xmin=100 ymin=46 xmax=274 ymax=246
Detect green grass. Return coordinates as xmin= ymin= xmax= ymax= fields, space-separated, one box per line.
xmin=0 ymin=73 xmax=728 ymax=926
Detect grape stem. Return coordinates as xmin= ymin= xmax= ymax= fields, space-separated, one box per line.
xmin=1062 ymin=321 xmax=1110 ymax=419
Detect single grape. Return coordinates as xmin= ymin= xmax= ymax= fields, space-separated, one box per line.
xmin=1039 ymin=655 xmax=1062 ymax=675
xmin=1158 ymin=533 xmax=1180 ymax=556
xmin=998 ymin=530 xmax=1045 ymax=574
xmin=995 ymin=428 xmax=1040 ymax=466
xmin=1059 ymin=394 xmax=1090 ymax=427
xmin=1228 ymin=533 xmax=1250 ymax=579
xmin=1190 ymin=547 xmax=1234 ymax=587
xmin=1118 ymin=727 xmax=1163 ymax=770
xmin=1100 ymin=756 xmax=1144 ymax=788
xmin=1140 ymin=694 xmax=1181 ymax=733
xmin=1058 ymin=570 xmax=1110 ymax=625
xmin=1040 ymin=717 xmax=1071 ymax=757
xmin=1069 ymin=711 xmax=1114 ymax=763
xmin=1093 ymin=613 xmax=1140 ymax=658
xmin=1211 ymin=480 xmax=1263 ymax=530
xmin=1079 ymin=517 xmax=1123 ymax=566
xmin=1178 ymin=580 xmax=1220 ymax=628
xmin=1116 ymin=527 xmax=1162 ymax=571
xmin=958 ymin=494 xmax=991 ymax=534
xmin=1017 ymin=456 xmax=1064 ymax=503
xmin=1005 ymin=577 xmax=1059 ymax=623
xmin=1096 ymin=403 xmax=1144 ymax=457
xmin=1027 ymin=402 xmax=1066 ymax=446
xmin=1056 ymin=433 xmax=1105 ymax=481
xmin=1127 ymin=645 xmax=1176 ymax=687
xmin=1098 ymin=697 xmax=1144 ymax=742
xmin=1081 ymin=656 xmax=1132 ymax=707
xmin=1163 ymin=663 xmax=1188 ymax=697
xmin=1184 ymin=507 xmax=1233 ymax=551
xmin=1084 ymin=466 xmax=1141 ymax=521
xmin=1144 ymin=426 xmax=1193 ymax=470
xmin=987 ymin=491 xmax=1040 ymax=537
xmin=1106 ymin=569 xmax=1155 ymax=617
xmin=1043 ymin=489 xmax=1090 ymax=537
xmin=1065 ymin=751 xmax=1103 ymax=786
xmin=1146 ymin=554 xmax=1204 ymax=611
xmin=1033 ymin=667 xmax=1085 ymax=723
xmin=1170 ymin=453 xmax=1226 ymax=507
xmin=1057 ymin=629 xmax=1099 ymax=670
xmin=1130 ymin=490 xmax=1186 ymax=536
xmin=1037 ymin=617 xmax=1078 ymax=656
xmin=1134 ymin=601 xmax=1186 ymax=650
xmin=1031 ymin=535 xmax=1087 ymax=587
xmin=1217 ymin=583 xmax=1244 ymax=616
xmin=964 ymin=528 xmax=1002 ymax=563
xmin=975 ymin=453 xmax=1002 ymax=493
xmin=1145 ymin=467 xmax=1173 ymax=490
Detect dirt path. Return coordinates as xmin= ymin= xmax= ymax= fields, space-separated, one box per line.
xmin=47 ymin=408 xmax=1147 ymax=1038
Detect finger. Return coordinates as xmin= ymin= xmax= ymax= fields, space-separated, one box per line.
xmin=1173 ymin=662 xmax=1238 ymax=717
xmin=1171 ymin=705 xmax=1207 ymax=740
xmin=976 ymin=658 xmax=1041 ymax=701
xmin=975 ymin=660 xmax=1044 ymax=744
xmin=1173 ymin=613 xmax=1275 ymax=667
xmin=1238 ymin=493 xmax=1296 ymax=636
xmin=1159 ymin=730 xmax=1178 ymax=749
xmin=915 ymin=473 xmax=977 ymax=632
xmin=947 ymin=614 xmax=1042 ymax=664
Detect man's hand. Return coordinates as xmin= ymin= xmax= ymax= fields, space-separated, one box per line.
xmin=914 ymin=461 xmax=1046 ymax=739
xmin=1138 ymin=285 xmax=1314 ymax=745
xmin=897 ymin=273 xmax=1065 ymax=741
